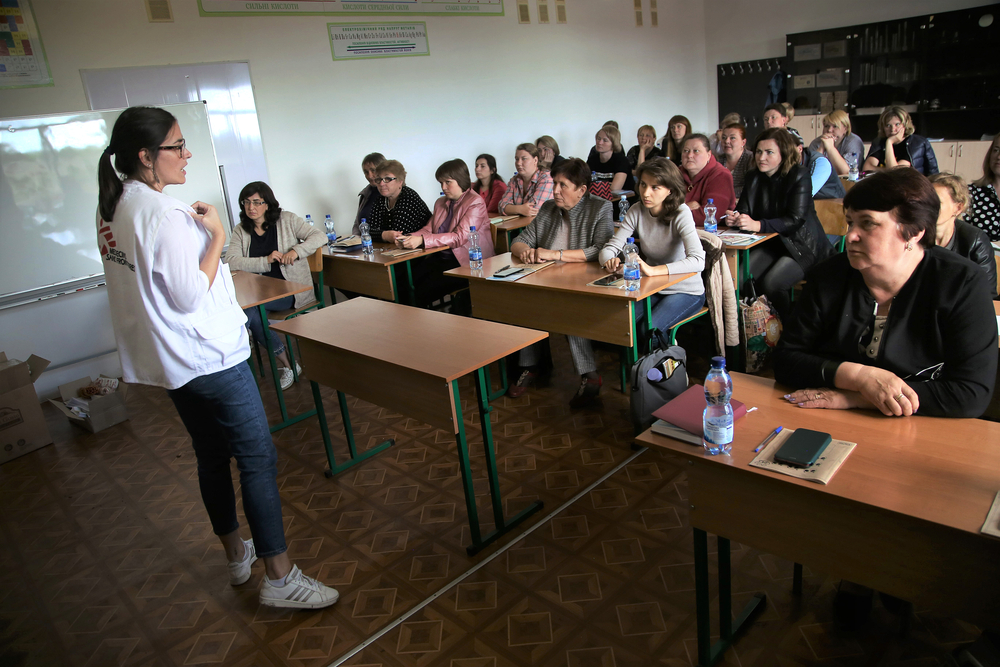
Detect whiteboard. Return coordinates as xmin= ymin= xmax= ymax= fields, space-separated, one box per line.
xmin=0 ymin=101 xmax=225 ymax=309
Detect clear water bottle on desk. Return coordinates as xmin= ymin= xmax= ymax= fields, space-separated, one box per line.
xmin=324 ymin=214 xmax=336 ymax=247
xmin=702 ymin=356 xmax=734 ymax=455
xmin=622 ymin=236 xmax=641 ymax=292
xmin=847 ymin=153 xmax=859 ymax=181
xmin=468 ymin=224 xmax=483 ymax=270
xmin=359 ymin=218 xmax=374 ymax=256
xmin=305 ymin=214 xmax=313 ymax=226
xmin=618 ymin=194 xmax=630 ymax=223
xmin=703 ymin=198 xmax=718 ymax=234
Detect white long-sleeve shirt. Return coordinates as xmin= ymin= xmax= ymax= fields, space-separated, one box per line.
xmin=100 ymin=180 xmax=248 ymax=389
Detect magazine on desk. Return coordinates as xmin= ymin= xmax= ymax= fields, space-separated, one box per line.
xmin=718 ymin=232 xmax=767 ymax=246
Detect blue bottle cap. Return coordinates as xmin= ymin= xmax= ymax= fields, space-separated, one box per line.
xmin=627 ymin=237 xmax=634 ymax=244
xmin=707 ymin=198 xmax=714 ymax=204
xmin=470 ymin=225 xmax=476 ymax=232
xmin=711 ymin=356 xmax=726 ymax=368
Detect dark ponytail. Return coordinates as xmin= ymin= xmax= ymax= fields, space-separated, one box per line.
xmin=98 ymin=106 xmax=177 ymax=221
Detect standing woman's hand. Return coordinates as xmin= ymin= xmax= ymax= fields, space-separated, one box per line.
xmin=191 ymin=201 xmax=225 ymax=238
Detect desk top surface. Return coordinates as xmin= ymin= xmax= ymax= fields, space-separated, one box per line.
xmin=231 ymin=271 xmax=313 ymax=309
xmin=719 ymin=230 xmax=779 ymax=250
xmin=269 ymin=297 xmax=548 ymax=382
xmin=446 ymin=252 xmax=694 ymax=302
xmin=493 ymin=215 xmax=534 ymax=231
xmin=323 ymin=242 xmax=445 ymax=266
xmin=636 ymin=373 xmax=1000 ymax=537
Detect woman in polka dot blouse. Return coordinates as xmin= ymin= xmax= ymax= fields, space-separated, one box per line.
xmin=367 ymin=159 xmax=431 ymax=241
xmin=968 ymin=133 xmax=1000 ymax=242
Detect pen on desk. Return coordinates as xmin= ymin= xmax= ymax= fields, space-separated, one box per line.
xmin=753 ymin=426 xmax=783 ymax=453
xmin=497 ymin=265 xmax=511 ymax=273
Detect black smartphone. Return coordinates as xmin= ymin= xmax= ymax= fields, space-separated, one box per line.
xmin=774 ymin=429 xmax=832 ymax=468
xmin=593 ymin=274 xmax=623 ymax=287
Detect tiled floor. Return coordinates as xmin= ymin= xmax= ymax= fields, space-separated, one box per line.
xmin=0 ymin=329 xmax=981 ymax=666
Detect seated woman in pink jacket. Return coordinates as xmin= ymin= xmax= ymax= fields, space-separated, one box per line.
xmin=395 ymin=158 xmax=494 ymax=308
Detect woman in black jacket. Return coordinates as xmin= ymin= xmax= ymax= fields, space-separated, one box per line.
xmin=862 ymin=106 xmax=938 ymax=176
xmin=929 ymin=172 xmax=997 ymax=299
xmin=774 ymin=169 xmax=997 ymax=418
xmin=724 ymin=127 xmax=834 ymax=317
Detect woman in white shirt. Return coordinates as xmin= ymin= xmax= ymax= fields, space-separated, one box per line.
xmin=97 ymin=106 xmax=337 ymax=610
xmin=600 ymin=157 xmax=706 ymax=332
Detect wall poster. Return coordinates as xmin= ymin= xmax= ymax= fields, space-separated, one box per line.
xmin=328 ymin=22 xmax=429 ymax=59
xmin=0 ymin=0 xmax=52 ymax=89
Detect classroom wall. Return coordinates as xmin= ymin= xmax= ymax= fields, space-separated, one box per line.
xmin=0 ymin=0 xmax=712 ymax=398
xmin=702 ymin=0 xmax=990 ymax=127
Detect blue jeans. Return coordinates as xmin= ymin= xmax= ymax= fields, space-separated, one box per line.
xmin=167 ymin=362 xmax=287 ymax=557
xmin=244 ymin=295 xmax=294 ymax=355
xmin=637 ymin=291 xmax=706 ymax=333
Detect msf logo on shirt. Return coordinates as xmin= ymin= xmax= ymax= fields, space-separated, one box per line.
xmin=99 ymin=221 xmax=136 ymax=272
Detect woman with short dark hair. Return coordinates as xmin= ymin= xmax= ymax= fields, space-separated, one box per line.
xmin=508 ymin=157 xmax=614 ymax=408
xmin=227 ymin=181 xmax=326 ymax=389
xmin=724 ymin=128 xmax=834 ymax=318
xmin=862 ymin=106 xmax=938 ymax=176
xmin=774 ymin=168 xmax=997 ymax=418
xmin=399 ymin=158 xmax=494 ymax=307
xmin=719 ymin=124 xmax=753 ymax=199
xmin=762 ymin=103 xmax=789 ymax=129
xmin=353 ymin=151 xmax=385 ymax=234
xmin=600 ymin=158 xmax=705 ymax=332
xmin=96 ymin=106 xmax=338 ymax=609
xmin=471 ymin=153 xmax=506 ymax=214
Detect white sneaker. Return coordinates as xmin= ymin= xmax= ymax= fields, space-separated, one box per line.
xmin=279 ymin=367 xmax=294 ymax=390
xmin=228 ymin=538 xmax=257 ymax=585
xmin=260 ymin=564 xmax=340 ymax=609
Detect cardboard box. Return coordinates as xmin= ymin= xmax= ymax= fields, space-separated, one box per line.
xmin=50 ymin=376 xmax=130 ymax=434
xmin=0 ymin=351 xmax=53 ymax=465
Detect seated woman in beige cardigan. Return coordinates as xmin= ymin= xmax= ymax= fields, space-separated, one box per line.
xmin=226 ymin=181 xmax=325 ymax=389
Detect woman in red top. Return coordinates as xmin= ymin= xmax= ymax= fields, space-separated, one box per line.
xmin=680 ymin=134 xmax=736 ymax=225
xmin=471 ymin=154 xmax=506 ymax=214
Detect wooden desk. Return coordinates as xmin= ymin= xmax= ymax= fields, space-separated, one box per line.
xmin=322 ymin=243 xmax=445 ymax=305
xmin=492 ymin=215 xmax=533 ymax=254
xmin=637 ymin=373 xmax=1000 ymax=666
xmin=447 ymin=253 xmax=694 ymax=389
xmin=720 ymin=231 xmax=779 ymax=302
xmin=271 ymin=298 xmax=548 ymax=555
xmin=232 ymin=271 xmax=316 ymax=432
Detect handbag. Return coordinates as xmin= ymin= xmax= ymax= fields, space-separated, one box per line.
xmin=739 ymin=282 xmax=782 ymax=373
xmin=629 ymin=330 xmax=689 ymax=434
xmin=589 ymin=180 xmax=613 ymax=201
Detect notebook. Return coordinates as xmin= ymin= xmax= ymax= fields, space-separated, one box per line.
xmin=651 ymin=384 xmax=747 ymax=437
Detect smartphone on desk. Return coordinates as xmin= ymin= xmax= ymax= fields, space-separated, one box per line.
xmin=774 ymin=429 xmax=832 ymax=468
xmin=592 ymin=274 xmax=624 ymax=287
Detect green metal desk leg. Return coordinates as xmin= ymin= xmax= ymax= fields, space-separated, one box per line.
xmin=693 ymin=528 xmax=767 ymax=666
xmin=482 ymin=361 xmax=509 ymax=402
xmin=452 ymin=379 xmax=484 ymax=549
xmin=261 ymin=306 xmax=318 ymax=433
xmin=461 ymin=371 xmax=543 ymax=556
xmin=311 ymin=382 xmax=394 ymax=478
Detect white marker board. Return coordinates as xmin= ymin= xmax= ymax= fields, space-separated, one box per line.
xmin=0 ymin=101 xmax=225 ymax=309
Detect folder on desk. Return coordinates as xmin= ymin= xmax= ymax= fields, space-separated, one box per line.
xmin=381 ymin=248 xmax=420 ymax=258
xmin=651 ymin=384 xmax=747 ymax=438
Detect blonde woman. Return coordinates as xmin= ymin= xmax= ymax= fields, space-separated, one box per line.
xmin=862 ymin=106 xmax=938 ymax=175
xmin=808 ymin=110 xmax=864 ymax=176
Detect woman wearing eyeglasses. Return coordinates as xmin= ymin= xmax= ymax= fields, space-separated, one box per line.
xmin=368 ymin=159 xmax=432 ymax=243
xmin=227 ymin=181 xmax=326 ymax=390
xmin=97 ymin=107 xmax=339 ymax=609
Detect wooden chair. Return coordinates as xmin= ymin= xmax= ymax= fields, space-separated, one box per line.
xmin=264 ymin=247 xmax=327 ymax=381
xmin=814 ymin=198 xmax=848 ymax=252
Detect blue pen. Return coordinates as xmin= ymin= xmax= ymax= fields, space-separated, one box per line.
xmin=754 ymin=426 xmax=783 ymax=453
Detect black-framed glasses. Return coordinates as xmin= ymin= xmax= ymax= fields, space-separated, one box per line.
xmin=241 ymin=198 xmax=266 ymax=208
xmin=375 ymin=176 xmax=398 ymax=184
xmin=158 ymin=138 xmax=186 ymax=155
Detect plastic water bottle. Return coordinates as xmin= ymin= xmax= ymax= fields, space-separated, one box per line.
xmin=359 ymin=218 xmax=374 ymax=256
xmin=703 ymin=198 xmax=718 ymax=234
xmin=468 ymin=225 xmax=483 ymax=270
xmin=847 ymin=153 xmax=859 ymax=181
xmin=622 ymin=237 xmax=640 ymax=292
xmin=618 ymin=194 xmax=630 ymax=223
xmin=702 ymin=356 xmax=734 ymax=455
xmin=305 ymin=214 xmax=313 ymax=226
xmin=324 ymin=214 xmax=336 ymax=246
